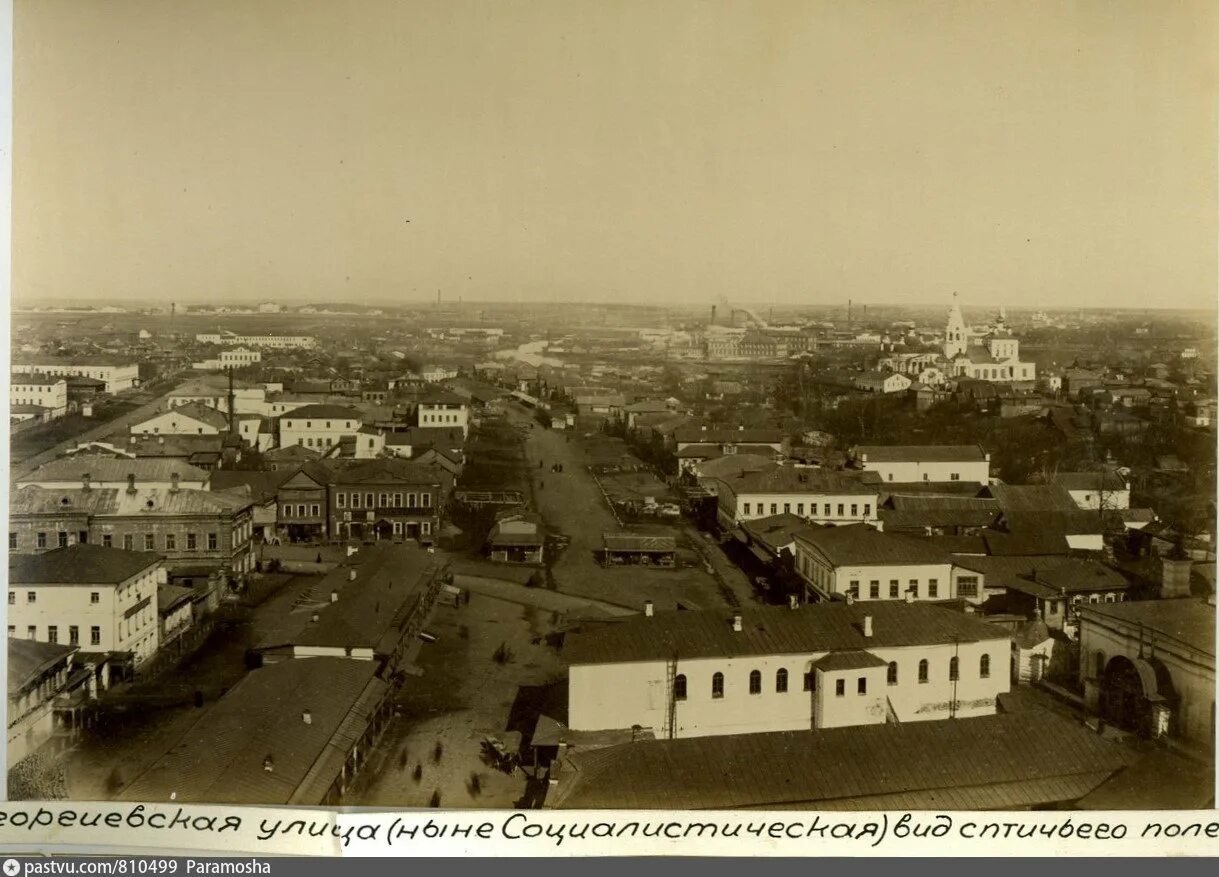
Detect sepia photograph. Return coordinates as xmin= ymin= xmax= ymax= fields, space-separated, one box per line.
xmin=5 ymin=0 xmax=1217 ymax=824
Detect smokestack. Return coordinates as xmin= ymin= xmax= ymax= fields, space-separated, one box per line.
xmin=732 ymin=614 xmax=742 ymax=632
xmin=710 ymin=304 xmax=717 ymax=326
xmin=644 ymin=600 xmax=654 ymax=617
xmin=170 ymin=472 xmax=180 ymax=493
xmin=126 ymin=474 xmax=136 ymax=493
xmin=863 ymin=615 xmax=873 ymax=637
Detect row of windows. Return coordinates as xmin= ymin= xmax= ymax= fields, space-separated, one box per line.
xmin=336 ymin=492 xmax=431 ymax=509
xmin=421 ymin=413 xmax=461 ymax=424
xmin=13 ymin=531 xmax=221 ymax=551
xmin=672 ymin=655 xmax=993 ymax=700
xmin=9 ymin=624 xmax=101 ymax=646
xmin=287 ymin=420 xmax=355 ymax=430
xmin=283 ymin=504 xmax=322 ymax=519
xmin=849 ymin=578 xmax=940 ymax=599
xmin=884 ymin=472 xmax=966 ymax=482
xmin=741 ymin=501 xmax=871 ymax=519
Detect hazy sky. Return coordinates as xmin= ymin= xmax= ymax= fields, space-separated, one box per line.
xmin=13 ymin=0 xmax=1218 ymax=308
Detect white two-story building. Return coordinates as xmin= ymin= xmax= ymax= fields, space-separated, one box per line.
xmin=7 ymin=545 xmax=164 ymax=671
xmin=564 ymin=601 xmax=1011 ymax=738
xmin=793 ymin=524 xmax=962 ymax=603
xmin=709 ymin=464 xmax=881 ymax=530
xmin=851 ymin=444 xmax=991 ymax=484
xmin=278 ymin=404 xmax=365 ymax=451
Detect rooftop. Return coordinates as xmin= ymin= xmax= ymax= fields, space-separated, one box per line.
xmin=602 ymin=533 xmax=677 ymax=553
xmin=10 ymin=485 xmax=253 ymax=517
xmin=8 ymin=638 xmax=77 ymax=694
xmin=717 ymin=465 xmax=878 ymax=496
xmin=985 ymin=483 xmax=1080 ymax=512
xmin=280 ymin=404 xmax=364 ymax=420
xmin=794 ymin=524 xmax=952 ymax=567
xmin=1079 ymin=598 xmax=1215 ymax=657
xmin=547 ymin=708 xmax=1131 ymax=810
xmin=149 ymin=401 xmax=230 ymax=431
xmin=119 ymin=658 xmax=387 ymax=805
xmin=854 ymin=444 xmax=987 ymax=463
xmin=9 ymin=545 xmax=161 ymax=585
xmin=563 ymin=601 xmax=1008 ymax=665
xmin=17 ymin=458 xmax=210 ymax=485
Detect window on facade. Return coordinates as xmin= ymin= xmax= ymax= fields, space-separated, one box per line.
xmin=711 ymin=672 xmax=724 ymax=699
xmin=283 ymin=505 xmax=292 ymax=518
xmin=379 ymin=493 xmax=389 ymax=507
xmin=90 ymin=592 xmax=100 ymax=604
xmin=673 ymin=674 xmax=687 ymax=701
xmin=26 ymin=592 xmax=35 ymax=604
xmin=950 ymin=473 xmax=960 ymax=481
xmin=124 ymin=535 xmax=134 ymax=550
xmin=836 ymin=504 xmax=844 ymax=516
xmin=803 ymin=671 xmax=815 ymax=692
xmin=922 ymin=473 xmax=929 ymax=482
xmin=776 ymin=668 xmax=788 ymax=693
xmin=36 ymin=532 xmax=47 ymax=549
xmin=393 ymin=493 xmax=402 ymax=506
xmin=365 ymin=493 xmax=374 ymax=507
xmin=957 ymin=576 xmax=978 ymax=598
xmin=887 ymin=662 xmax=898 ymax=685
xmin=980 ymin=654 xmax=991 ymax=679
xmin=1093 ymin=650 xmax=1105 ymax=678
xmin=144 ymin=534 xmax=155 ymax=551
xmin=7 ymin=533 xmax=15 ymax=550
xmin=796 ymin=503 xmax=804 ymax=516
xmin=351 ymin=493 xmax=361 ymax=508
xmin=186 ymin=533 xmax=197 ymax=551
xmin=850 ymin=504 xmax=857 ymax=516
xmin=90 ymin=627 xmax=101 ymax=646
xmin=58 ymin=531 xmax=69 ymax=548
xmin=908 ymin=580 xmax=918 ymax=597
xmin=918 ymin=659 xmax=929 ymax=683
xmin=748 ymin=670 xmax=761 ymax=695
xmin=297 ymin=504 xmax=306 ymax=518
xmin=421 ymin=493 xmax=432 ymax=508
xmin=311 ymin=504 xmax=320 ymax=517
xmin=848 ymin=580 xmax=859 ymax=599
xmin=47 ymin=626 xmax=58 ymax=644
xmin=835 ymin=678 xmax=845 ymax=697
xmin=769 ymin=503 xmax=777 ymax=515
xmin=27 ymin=626 xmax=36 ymax=640
xmin=949 ymin=656 xmax=959 ymax=681
xmin=889 ymin=580 xmax=899 ymax=598
xmin=869 ymin=581 xmax=880 ymax=599
xmin=928 ymin=579 xmax=938 ymax=598
xmin=857 ymin=677 xmax=867 ymax=695
xmin=863 ymin=504 xmax=871 ymax=517
xmin=69 ymin=626 xmax=79 ymax=645
xmin=337 ymin=493 xmax=346 ymax=508
xmin=208 ymin=533 xmax=218 ymax=550
xmin=7 ymin=626 xmax=13 ymax=637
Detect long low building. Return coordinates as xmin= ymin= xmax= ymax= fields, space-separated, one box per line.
xmin=12 ymin=360 xmax=139 ymax=395
xmin=545 ymin=708 xmax=1133 ymax=810
xmin=119 ymin=657 xmax=390 ymax=805
xmin=564 ymin=601 xmax=1011 ymax=738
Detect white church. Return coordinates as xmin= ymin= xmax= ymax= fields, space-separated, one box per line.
xmin=881 ymin=294 xmax=1036 ymax=385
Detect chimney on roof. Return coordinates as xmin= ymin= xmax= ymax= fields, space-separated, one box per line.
xmin=158 ymin=435 xmax=164 ymax=445
xmin=311 ymin=613 xmax=320 ymax=623
xmin=301 ymin=709 xmax=312 ymax=726
xmin=330 ymin=590 xmax=339 ymax=603
xmin=81 ymin=473 xmax=91 ymax=491
xmin=731 ymin=614 xmax=743 ymax=632
xmin=126 ymin=474 xmax=136 ymax=493
xmin=644 ymin=600 xmax=653 ymax=617
xmin=346 ymin=545 xmax=358 ymax=557
xmin=863 ymin=615 xmax=873 ymax=637
xmin=349 ymin=569 xmax=357 ymax=582
xmin=170 ymin=472 xmax=180 ymax=493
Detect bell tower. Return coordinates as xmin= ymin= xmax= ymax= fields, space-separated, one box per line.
xmin=944 ymin=293 xmax=967 ymax=358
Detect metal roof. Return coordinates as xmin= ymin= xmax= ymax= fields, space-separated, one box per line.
xmin=810 ymin=650 xmax=889 ymax=671
xmin=120 ymin=658 xmax=386 ymax=805
xmin=602 ymin=534 xmax=677 ymax=553
xmin=793 ymin=524 xmax=953 ymax=567
xmin=9 ymin=545 xmax=161 ymax=585
xmin=8 ymin=639 xmax=76 ymax=694
xmin=563 ymin=601 xmax=1008 ymax=665
xmin=1079 ymin=598 xmax=1215 ymax=657
xmin=854 ymin=444 xmax=987 ymax=463
xmin=17 ymin=457 xmax=210 ymax=485
xmin=546 ymin=708 xmax=1132 ymax=810
xmin=719 ymin=466 xmax=878 ymax=496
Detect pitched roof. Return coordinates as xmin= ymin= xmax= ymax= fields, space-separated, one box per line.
xmin=985 ymin=482 xmax=1079 ymax=512
xmin=810 ymin=650 xmax=889 ymax=671
xmin=794 ymin=524 xmax=952 ymax=567
xmin=9 ymin=545 xmax=160 ymax=584
xmin=119 ymin=658 xmax=387 ymax=805
xmin=693 ymin=454 xmax=776 ymax=480
xmin=145 ymin=401 xmax=229 ymax=431
xmin=854 ymin=444 xmax=987 ymax=463
xmin=602 ymin=534 xmax=677 ymax=553
xmin=738 ymin=514 xmax=820 ymax=554
xmin=564 ymin=601 xmax=1008 ymax=665
xmin=8 ymin=639 xmax=76 ymax=694
xmin=547 ymin=708 xmax=1130 ymax=810
xmin=1052 ymin=471 xmax=1129 ymax=492
xmin=17 ymin=457 xmax=210 ymax=485
xmin=9 ymin=485 xmax=253 ymax=517
xmin=329 ymin=458 xmax=444 ymax=485
xmin=674 ymin=426 xmax=784 ymax=444
xmin=279 ymin=404 xmax=363 ymax=420
xmin=1079 ymin=598 xmax=1215 ymax=657
xmin=263 ymin=444 xmax=321 ymax=461
xmin=718 ymin=466 xmax=879 ymax=496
